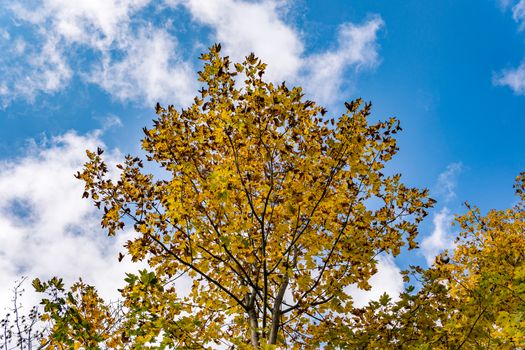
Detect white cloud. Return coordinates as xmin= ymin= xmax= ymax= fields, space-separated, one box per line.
xmin=9 ymin=0 xmax=150 ymax=48
xmin=0 ymin=32 xmax=72 ymax=105
xmin=421 ymin=208 xmax=455 ymax=266
xmin=0 ymin=131 xmax=140 ymax=313
xmin=171 ymin=0 xmax=383 ymax=105
xmin=89 ymin=27 xmax=197 ymax=106
xmin=494 ymin=61 xmax=525 ymax=94
xmin=494 ymin=0 xmax=525 ymax=93
xmin=0 ymin=28 xmax=9 ymax=40
xmin=304 ymin=16 xmax=384 ymax=104
xmin=2 ymin=0 xmax=196 ymax=107
xmin=498 ymin=0 xmax=525 ymax=29
xmin=99 ymin=114 xmax=123 ymax=131
xmin=345 ymin=254 xmax=404 ymax=308
xmin=0 ymin=83 xmax=8 ymax=97
xmin=13 ymin=38 xmax=26 ymax=54
xmin=25 ymin=36 xmax=72 ymax=93
xmin=434 ymin=162 xmax=462 ymax=202
xmin=421 ymin=163 xmax=462 ymax=266
xmin=178 ymin=0 xmax=303 ymax=82
xmin=2 ymin=0 xmax=384 ymax=107
xmin=512 ymin=0 xmax=525 ymax=30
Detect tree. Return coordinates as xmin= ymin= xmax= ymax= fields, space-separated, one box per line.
xmin=32 ymin=278 xmax=125 ymax=349
xmin=0 ymin=278 xmax=45 ymax=350
xmin=1 ymin=276 xmax=127 ymax=350
xmin=342 ymin=174 xmax=525 ymax=349
xmin=70 ymin=44 xmax=434 ymax=348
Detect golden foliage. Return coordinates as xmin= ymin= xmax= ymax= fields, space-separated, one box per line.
xmin=344 ymin=174 xmax=525 ymax=349
xmin=36 ymin=45 xmax=436 ymax=348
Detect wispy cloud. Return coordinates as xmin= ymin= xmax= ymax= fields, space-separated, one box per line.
xmin=512 ymin=0 xmax=525 ymax=30
xmin=303 ymin=16 xmax=384 ymax=104
xmin=1 ymin=0 xmax=196 ymax=107
xmin=0 ymin=27 xmax=72 ymax=106
xmin=98 ymin=114 xmax=123 ymax=132
xmin=494 ymin=61 xmax=525 ymax=94
xmin=494 ymin=0 xmax=525 ymax=93
xmin=498 ymin=0 xmax=525 ymax=28
xmin=434 ymin=162 xmax=462 ymax=202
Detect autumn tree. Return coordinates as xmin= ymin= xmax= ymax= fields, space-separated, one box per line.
xmin=69 ymin=44 xmax=435 ymax=348
xmin=343 ymin=174 xmax=525 ymax=349
xmin=32 ymin=278 xmax=125 ymax=349
xmin=1 ymin=276 xmax=129 ymax=350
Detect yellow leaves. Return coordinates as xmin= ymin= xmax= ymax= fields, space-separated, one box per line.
xmin=246 ymin=252 xmax=257 ymax=264
xmin=362 ymin=177 xmax=525 ymax=349
xmin=70 ymin=45 xmax=437 ymax=347
xmin=101 ymin=204 xmax=121 ymax=230
xmin=125 ymin=238 xmax=149 ymax=262
xmin=514 ymin=265 xmax=525 ymax=281
xmin=34 ymin=278 xmax=125 ymax=349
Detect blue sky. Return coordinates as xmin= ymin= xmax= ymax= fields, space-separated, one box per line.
xmin=1 ymin=0 xmax=525 ymax=309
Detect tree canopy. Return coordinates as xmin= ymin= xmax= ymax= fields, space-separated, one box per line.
xmin=72 ymin=44 xmax=434 ymax=348
xmin=3 ymin=45 xmax=525 ymax=349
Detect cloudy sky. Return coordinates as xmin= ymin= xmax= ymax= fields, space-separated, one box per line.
xmin=1 ymin=0 xmax=525 ymax=312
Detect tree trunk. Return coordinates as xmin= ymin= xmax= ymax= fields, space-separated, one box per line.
xmin=247 ymin=287 xmax=260 ymax=349
xmin=268 ymin=273 xmax=289 ymax=345
xmin=248 ymin=306 xmax=260 ymax=349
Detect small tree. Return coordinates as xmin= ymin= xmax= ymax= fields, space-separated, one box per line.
xmin=344 ymin=174 xmax=525 ymax=349
xmin=0 ymin=278 xmax=45 ymax=350
xmin=74 ymin=44 xmax=434 ymax=348
xmin=32 ymin=278 xmax=125 ymax=349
